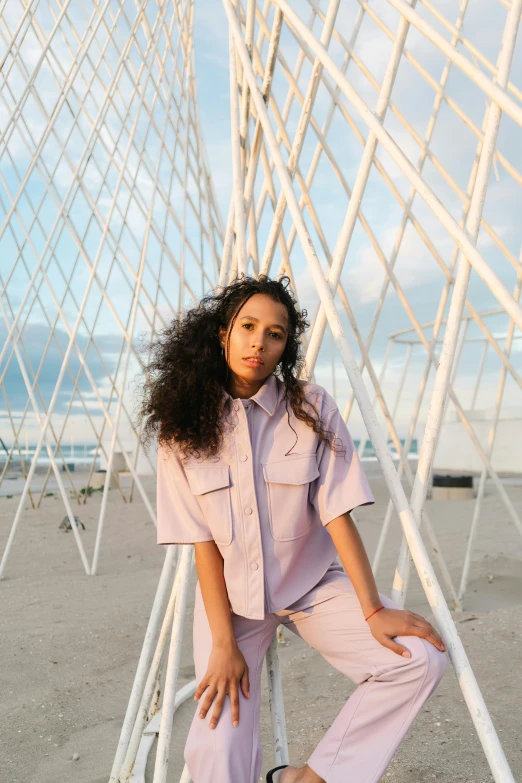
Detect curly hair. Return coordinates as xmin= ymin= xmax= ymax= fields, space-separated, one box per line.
xmin=136 ymin=273 xmax=343 ymax=460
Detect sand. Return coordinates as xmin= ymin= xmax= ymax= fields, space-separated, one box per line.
xmin=0 ymin=462 xmax=521 ymax=783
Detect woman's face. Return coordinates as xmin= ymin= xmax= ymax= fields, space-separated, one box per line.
xmin=219 ymin=293 xmax=289 ymax=395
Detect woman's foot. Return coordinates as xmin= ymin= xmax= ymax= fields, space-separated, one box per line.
xmin=279 ymin=765 xmax=324 ymax=783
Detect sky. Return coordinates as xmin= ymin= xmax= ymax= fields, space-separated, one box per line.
xmin=191 ymin=0 xmax=522 ymax=432
xmin=1 ymin=0 xmax=521 ymax=447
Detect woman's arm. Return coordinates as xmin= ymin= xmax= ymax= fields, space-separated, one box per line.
xmin=194 ymin=540 xmax=236 ymax=646
xmin=192 ymin=541 xmax=251 ymax=730
xmin=326 ymin=513 xmax=447 ymax=657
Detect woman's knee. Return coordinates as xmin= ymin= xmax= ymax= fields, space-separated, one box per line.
xmin=379 ymin=595 xmax=447 ymax=685
xmin=428 ymin=641 xmax=448 ymax=685
xmin=399 ymin=634 xmax=447 ymax=688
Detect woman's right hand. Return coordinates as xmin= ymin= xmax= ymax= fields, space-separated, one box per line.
xmin=194 ymin=641 xmax=250 ymax=730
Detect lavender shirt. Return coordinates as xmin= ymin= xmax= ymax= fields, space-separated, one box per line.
xmin=156 ymin=373 xmax=375 ymax=620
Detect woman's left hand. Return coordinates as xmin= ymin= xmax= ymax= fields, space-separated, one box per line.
xmin=367 ymin=607 xmax=447 ymax=657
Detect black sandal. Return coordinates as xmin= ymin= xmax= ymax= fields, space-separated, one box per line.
xmin=266 ymin=764 xmax=288 ymax=782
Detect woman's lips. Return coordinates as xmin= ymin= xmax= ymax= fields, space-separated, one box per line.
xmin=242 ymin=357 xmax=263 ymax=367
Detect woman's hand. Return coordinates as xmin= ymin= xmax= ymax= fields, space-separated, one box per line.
xmin=367 ymin=607 xmax=447 ymax=657
xmin=194 ymin=641 xmax=250 ymax=730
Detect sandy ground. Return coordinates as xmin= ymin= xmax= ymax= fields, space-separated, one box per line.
xmin=0 ymin=463 xmax=521 ymax=783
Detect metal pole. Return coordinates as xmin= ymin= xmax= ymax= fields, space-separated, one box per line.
xmin=392 ymin=0 xmax=522 ymax=606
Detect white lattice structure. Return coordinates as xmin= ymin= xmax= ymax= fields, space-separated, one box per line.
xmin=373 ymin=308 xmax=522 ymax=611
xmin=1 ymin=1 xmax=521 ymax=782
xmin=110 ymin=2 xmax=521 ymax=783
xmin=0 ymin=0 xmax=223 ymax=577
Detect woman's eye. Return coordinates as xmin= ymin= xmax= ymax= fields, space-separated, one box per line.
xmin=241 ymin=324 xmax=282 ymax=339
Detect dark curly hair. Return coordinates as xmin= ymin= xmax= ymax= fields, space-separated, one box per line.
xmin=136 ymin=274 xmax=342 ymax=459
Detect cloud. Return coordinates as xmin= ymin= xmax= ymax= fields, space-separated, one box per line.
xmin=0 ymin=322 xmax=125 ymax=422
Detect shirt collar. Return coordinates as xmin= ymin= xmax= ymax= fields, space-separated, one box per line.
xmin=220 ymin=372 xmax=280 ymax=417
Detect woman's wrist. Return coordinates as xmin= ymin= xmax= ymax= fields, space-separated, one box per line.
xmin=365 ymin=605 xmax=385 ymax=622
xmin=360 ymin=596 xmax=384 ymax=618
xmin=213 ymin=635 xmax=239 ymax=650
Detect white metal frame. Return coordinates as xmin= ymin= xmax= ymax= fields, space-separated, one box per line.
xmin=1 ymin=1 xmax=521 ymax=782
xmin=0 ymin=0 xmax=223 ymax=576
xmin=113 ymin=2 xmax=520 ymax=781
xmin=377 ymin=308 xmax=522 ymax=607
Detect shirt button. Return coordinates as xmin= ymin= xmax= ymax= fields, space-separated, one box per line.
xmin=240 ymin=454 xmax=248 ymax=462
xmin=244 ymin=507 xmax=253 ymax=515
xmin=250 ymin=562 xmax=259 ymax=570
xmin=234 ymin=402 xmax=240 ymax=411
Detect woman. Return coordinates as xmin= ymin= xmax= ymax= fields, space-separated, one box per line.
xmin=139 ymin=274 xmax=447 ymax=783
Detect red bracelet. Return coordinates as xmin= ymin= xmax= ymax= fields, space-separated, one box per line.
xmin=365 ymin=605 xmax=385 ymax=622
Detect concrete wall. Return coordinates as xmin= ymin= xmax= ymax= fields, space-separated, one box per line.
xmin=432 ymin=407 xmax=522 ymax=475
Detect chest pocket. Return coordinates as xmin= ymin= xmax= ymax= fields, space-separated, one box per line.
xmin=262 ymin=453 xmax=320 ymax=541
xmin=185 ymin=465 xmax=233 ymax=546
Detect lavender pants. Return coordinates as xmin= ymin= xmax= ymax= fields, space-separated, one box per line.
xmin=184 ymin=569 xmax=447 ymax=783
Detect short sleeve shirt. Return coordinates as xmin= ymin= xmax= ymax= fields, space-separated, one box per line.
xmin=156 ymin=373 xmax=375 ymax=620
